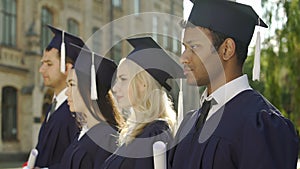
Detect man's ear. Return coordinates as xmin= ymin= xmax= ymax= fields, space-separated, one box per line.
xmin=65 ymin=63 xmax=74 ymax=74
xmin=220 ymin=38 xmax=235 ymax=61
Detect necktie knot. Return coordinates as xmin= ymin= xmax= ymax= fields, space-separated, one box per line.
xmin=47 ymin=98 xmax=57 ymax=122
xmin=50 ymin=98 xmax=57 ymax=113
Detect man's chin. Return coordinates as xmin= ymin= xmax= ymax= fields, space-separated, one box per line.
xmin=42 ymin=80 xmax=49 ymax=85
xmin=186 ymin=77 xmax=199 ymax=86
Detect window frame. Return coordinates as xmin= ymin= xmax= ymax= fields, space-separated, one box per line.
xmin=134 ymin=0 xmax=140 ymax=14
xmin=152 ymin=16 xmax=158 ymax=42
xmin=0 ymin=0 xmax=17 ymax=47
xmin=92 ymin=27 xmax=102 ymax=53
xmin=67 ymin=18 xmax=79 ymax=36
xmin=40 ymin=7 xmax=53 ymax=52
xmin=112 ymin=0 xmax=122 ymax=9
xmin=1 ymin=86 xmax=18 ymax=142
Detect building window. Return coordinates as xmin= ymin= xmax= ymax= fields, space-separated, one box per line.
xmin=1 ymin=86 xmax=18 ymax=141
xmin=67 ymin=19 xmax=79 ymax=35
xmin=0 ymin=0 xmax=17 ymax=46
xmin=163 ymin=24 xmax=168 ymax=48
xmin=92 ymin=27 xmax=102 ymax=53
xmin=41 ymin=7 xmax=53 ymax=52
xmin=134 ymin=0 xmax=140 ymax=14
xmin=112 ymin=36 xmax=122 ymax=64
xmin=152 ymin=16 xmax=158 ymax=41
xmin=112 ymin=0 xmax=122 ymax=8
xmin=172 ymin=31 xmax=179 ymax=53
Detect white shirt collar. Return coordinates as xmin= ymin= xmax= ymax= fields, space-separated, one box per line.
xmin=78 ymin=124 xmax=89 ymax=141
xmin=53 ymin=88 xmax=68 ymax=110
xmin=200 ymin=75 xmax=252 ymax=120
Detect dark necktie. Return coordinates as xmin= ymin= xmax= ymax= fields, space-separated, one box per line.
xmin=195 ymin=100 xmax=212 ymax=131
xmin=47 ymin=98 xmax=57 ymax=122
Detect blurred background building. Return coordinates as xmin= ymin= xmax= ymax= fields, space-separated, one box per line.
xmin=0 ymin=0 xmax=201 ymax=163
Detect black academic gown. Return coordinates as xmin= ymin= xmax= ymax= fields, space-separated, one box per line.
xmin=100 ymin=120 xmax=173 ymax=169
xmin=35 ymin=101 xmax=79 ymax=169
xmin=59 ymin=122 xmax=118 ymax=169
xmin=168 ymin=90 xmax=299 ymax=169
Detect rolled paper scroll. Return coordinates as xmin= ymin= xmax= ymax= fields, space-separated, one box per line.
xmin=27 ymin=148 xmax=38 ymax=169
xmin=153 ymin=141 xmax=167 ymax=169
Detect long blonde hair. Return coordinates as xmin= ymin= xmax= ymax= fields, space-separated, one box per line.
xmin=117 ymin=59 xmax=176 ymax=146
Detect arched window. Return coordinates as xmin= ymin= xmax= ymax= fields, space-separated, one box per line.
xmin=67 ymin=18 xmax=79 ymax=35
xmin=41 ymin=7 xmax=53 ymax=52
xmin=0 ymin=0 xmax=17 ymax=46
xmin=1 ymin=86 xmax=18 ymax=141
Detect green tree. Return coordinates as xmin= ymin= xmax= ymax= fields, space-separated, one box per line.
xmin=280 ymin=0 xmax=300 ymax=127
xmin=250 ymin=0 xmax=300 ymax=129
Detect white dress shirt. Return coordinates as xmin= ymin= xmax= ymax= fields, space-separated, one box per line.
xmin=53 ymin=88 xmax=68 ymax=111
xmin=200 ymin=75 xmax=252 ymax=121
xmin=78 ymin=124 xmax=89 ymax=141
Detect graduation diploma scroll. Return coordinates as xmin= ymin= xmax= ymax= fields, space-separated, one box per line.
xmin=153 ymin=141 xmax=167 ymax=169
xmin=26 ymin=148 xmax=38 ymax=169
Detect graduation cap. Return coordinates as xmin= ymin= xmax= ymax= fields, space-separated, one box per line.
xmin=47 ymin=25 xmax=86 ymax=73
xmin=126 ymin=37 xmax=185 ymax=91
xmin=188 ymin=0 xmax=267 ymax=46
xmin=188 ymin=0 xmax=267 ymax=81
xmin=71 ymin=43 xmax=117 ymax=100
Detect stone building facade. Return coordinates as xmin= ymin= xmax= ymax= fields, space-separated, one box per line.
xmin=0 ymin=0 xmax=199 ymax=160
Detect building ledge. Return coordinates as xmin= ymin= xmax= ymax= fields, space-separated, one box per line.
xmin=0 ymin=152 xmax=27 ymax=162
xmin=0 ymin=46 xmax=28 ymax=71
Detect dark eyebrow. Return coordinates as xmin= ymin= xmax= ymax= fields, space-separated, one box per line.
xmin=184 ymin=40 xmax=193 ymax=44
xmin=118 ymin=73 xmax=127 ymax=78
xmin=185 ymin=40 xmax=203 ymax=45
xmin=41 ymin=59 xmax=52 ymax=63
xmin=67 ymin=79 xmax=75 ymax=83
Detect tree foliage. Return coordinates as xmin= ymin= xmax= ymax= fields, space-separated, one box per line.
xmin=245 ymin=0 xmax=300 ymax=129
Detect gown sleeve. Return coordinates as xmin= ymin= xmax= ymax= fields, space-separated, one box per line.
xmin=167 ymin=110 xmax=196 ymax=168
xmin=238 ymin=108 xmax=299 ymax=169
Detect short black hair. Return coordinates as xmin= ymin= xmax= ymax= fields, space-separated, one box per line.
xmin=45 ymin=46 xmax=74 ymax=65
xmin=180 ymin=19 xmax=249 ymax=66
xmin=210 ymin=30 xmax=248 ymax=66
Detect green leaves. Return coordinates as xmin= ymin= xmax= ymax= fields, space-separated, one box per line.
xmin=250 ymin=0 xmax=300 ymax=129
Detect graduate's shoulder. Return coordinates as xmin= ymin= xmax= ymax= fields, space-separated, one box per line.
xmin=143 ymin=120 xmax=171 ymax=136
xmin=224 ymin=90 xmax=297 ymax=138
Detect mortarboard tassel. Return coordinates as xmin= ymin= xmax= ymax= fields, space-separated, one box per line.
xmin=91 ymin=52 xmax=98 ymax=100
xmin=60 ymin=30 xmax=66 ymax=73
xmin=253 ymin=18 xmax=261 ymax=81
xmin=175 ymin=79 xmax=183 ymax=134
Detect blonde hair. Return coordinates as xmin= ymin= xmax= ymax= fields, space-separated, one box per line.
xmin=117 ymin=59 xmax=176 ymax=145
